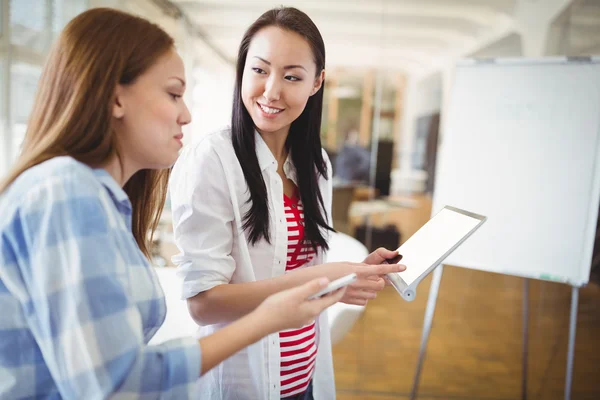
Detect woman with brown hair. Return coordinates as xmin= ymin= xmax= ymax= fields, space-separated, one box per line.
xmin=0 ymin=8 xmax=348 ymax=399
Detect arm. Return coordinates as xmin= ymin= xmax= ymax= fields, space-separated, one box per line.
xmin=170 ymin=142 xmax=404 ymax=326
xmin=19 ymin=181 xmax=200 ymax=398
xmin=186 ymin=263 xmax=365 ymax=325
xmin=197 ymin=277 xmax=345 ymax=374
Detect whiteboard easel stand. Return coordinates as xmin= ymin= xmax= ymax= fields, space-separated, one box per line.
xmin=409 ymin=265 xmax=444 ymax=400
xmin=522 ymin=279 xmax=529 ymax=400
xmin=408 ymin=267 xmax=580 ymax=400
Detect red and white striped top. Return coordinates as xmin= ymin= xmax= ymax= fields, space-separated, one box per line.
xmin=279 ymin=192 xmax=317 ymax=398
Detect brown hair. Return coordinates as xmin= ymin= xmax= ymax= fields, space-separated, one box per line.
xmin=0 ymin=8 xmax=175 ymax=258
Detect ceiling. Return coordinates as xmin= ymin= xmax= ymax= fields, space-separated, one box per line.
xmin=169 ymin=0 xmax=599 ymax=78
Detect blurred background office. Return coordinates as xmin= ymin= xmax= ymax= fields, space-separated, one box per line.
xmin=1 ymin=0 xmax=599 ymax=399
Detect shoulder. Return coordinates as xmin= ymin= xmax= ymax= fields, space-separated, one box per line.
xmin=170 ymin=126 xmax=241 ymax=190
xmin=322 ymin=148 xmax=332 ymax=167
xmin=2 ymin=156 xmax=103 ymax=204
xmin=0 ymin=156 xmax=108 ymax=229
xmin=321 ymin=148 xmax=333 ymax=180
xmin=175 ymin=127 xmax=236 ymax=168
xmin=188 ymin=126 xmax=233 ymax=155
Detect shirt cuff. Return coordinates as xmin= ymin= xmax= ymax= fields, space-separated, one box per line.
xmin=155 ymin=336 xmax=201 ymax=388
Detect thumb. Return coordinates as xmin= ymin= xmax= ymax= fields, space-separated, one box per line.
xmin=378 ymin=248 xmax=399 ymax=259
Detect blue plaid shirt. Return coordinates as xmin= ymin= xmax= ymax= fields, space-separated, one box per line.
xmin=0 ymin=156 xmax=201 ymax=399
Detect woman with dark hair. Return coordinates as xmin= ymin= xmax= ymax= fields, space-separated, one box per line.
xmin=170 ymin=6 xmax=404 ymax=399
xmin=0 ymin=8 xmax=348 ymax=399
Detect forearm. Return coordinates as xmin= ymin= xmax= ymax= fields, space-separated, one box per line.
xmin=197 ymin=309 xmax=271 ymax=375
xmin=188 ymin=264 xmax=347 ymax=325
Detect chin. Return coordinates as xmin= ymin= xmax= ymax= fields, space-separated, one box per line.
xmin=153 ymin=153 xmax=180 ymax=170
xmin=255 ymin=121 xmax=286 ymax=135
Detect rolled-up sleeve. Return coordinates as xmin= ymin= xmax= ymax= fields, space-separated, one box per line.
xmin=14 ymin=179 xmax=201 ymax=399
xmin=169 ymin=138 xmax=237 ymax=299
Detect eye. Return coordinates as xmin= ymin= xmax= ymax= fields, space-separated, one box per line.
xmin=169 ymin=93 xmax=182 ymax=101
xmin=252 ymin=67 xmax=266 ymax=74
xmin=285 ymin=76 xmax=301 ymax=82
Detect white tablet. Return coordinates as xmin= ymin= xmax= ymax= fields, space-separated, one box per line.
xmin=386 ymin=205 xmax=487 ymax=302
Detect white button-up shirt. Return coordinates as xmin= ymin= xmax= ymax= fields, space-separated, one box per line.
xmin=169 ymin=127 xmax=335 ymax=400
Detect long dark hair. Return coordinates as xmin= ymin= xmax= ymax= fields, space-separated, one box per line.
xmin=231 ymin=6 xmax=333 ymax=250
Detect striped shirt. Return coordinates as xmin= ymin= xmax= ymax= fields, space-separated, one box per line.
xmin=0 ymin=156 xmax=201 ymax=399
xmin=279 ymin=192 xmax=317 ymax=397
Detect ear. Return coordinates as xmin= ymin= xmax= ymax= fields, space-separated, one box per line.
xmin=112 ymin=84 xmax=126 ymax=119
xmin=310 ymin=69 xmax=325 ymax=96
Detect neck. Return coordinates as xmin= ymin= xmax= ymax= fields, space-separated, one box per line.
xmin=258 ymin=127 xmax=290 ymax=166
xmin=100 ymin=154 xmax=137 ymax=187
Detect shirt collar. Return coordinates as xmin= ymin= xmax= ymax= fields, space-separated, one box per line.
xmin=283 ymin=156 xmax=298 ymax=185
xmin=92 ymin=168 xmax=131 ymax=210
xmin=254 ymin=130 xmax=298 ymax=185
xmin=255 ymin=130 xmax=277 ymax=171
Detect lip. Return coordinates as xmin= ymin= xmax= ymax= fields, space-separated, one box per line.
xmin=174 ymin=133 xmax=183 ymax=146
xmin=257 ymin=102 xmax=284 ymax=119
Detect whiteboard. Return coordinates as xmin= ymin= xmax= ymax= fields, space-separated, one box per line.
xmin=431 ymin=57 xmax=600 ymax=287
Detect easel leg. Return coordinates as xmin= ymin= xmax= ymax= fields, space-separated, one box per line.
xmin=410 ymin=265 xmax=444 ymax=400
xmin=522 ymin=279 xmax=529 ymax=400
xmin=564 ymin=286 xmax=579 ymax=400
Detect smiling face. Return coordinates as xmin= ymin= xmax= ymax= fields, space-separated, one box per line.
xmin=112 ymin=48 xmax=191 ymax=171
xmin=241 ymin=26 xmax=324 ymax=138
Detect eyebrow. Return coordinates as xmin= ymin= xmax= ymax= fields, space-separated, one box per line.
xmin=253 ymin=56 xmax=307 ymax=72
xmin=169 ymin=77 xmax=186 ymax=87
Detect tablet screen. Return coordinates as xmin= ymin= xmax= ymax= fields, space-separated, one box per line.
xmin=391 ymin=206 xmax=485 ymax=286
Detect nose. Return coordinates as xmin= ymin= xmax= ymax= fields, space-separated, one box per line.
xmin=263 ymin=75 xmax=281 ymax=103
xmin=179 ymin=99 xmax=192 ymax=126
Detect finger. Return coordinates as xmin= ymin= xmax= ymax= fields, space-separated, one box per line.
xmin=327 ymin=286 xmax=348 ymax=301
xmin=310 ymin=286 xmax=346 ymax=311
xmin=342 ymin=261 xmax=369 ymax=267
xmin=346 ymin=284 xmax=385 ymax=299
xmin=297 ymin=277 xmax=330 ymax=299
xmin=360 ymin=263 xmax=406 ymax=277
xmin=350 ymin=279 xmax=385 ymax=292
xmin=355 ymin=290 xmax=377 ymax=300
xmin=342 ymin=298 xmax=368 ymax=306
xmin=341 ymin=286 xmax=377 ymax=302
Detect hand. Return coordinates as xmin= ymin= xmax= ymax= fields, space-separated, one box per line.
xmin=256 ymin=278 xmax=346 ymax=334
xmin=363 ymin=247 xmax=400 ymax=265
xmin=340 ymin=262 xmax=405 ymax=306
xmin=363 ymin=247 xmax=405 ymax=287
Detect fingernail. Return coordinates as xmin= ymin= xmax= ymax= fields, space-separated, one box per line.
xmin=396 ymin=265 xmax=405 ymax=271
xmin=319 ymin=278 xmax=329 ymax=286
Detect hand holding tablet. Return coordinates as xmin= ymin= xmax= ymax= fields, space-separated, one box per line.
xmin=385 ymin=205 xmax=487 ymax=302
